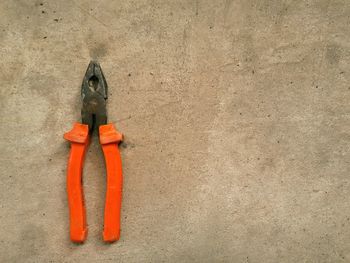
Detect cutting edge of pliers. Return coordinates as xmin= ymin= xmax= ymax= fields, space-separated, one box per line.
xmin=64 ymin=61 xmax=123 ymax=243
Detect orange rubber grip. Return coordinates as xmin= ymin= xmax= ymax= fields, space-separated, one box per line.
xmin=99 ymin=124 xmax=123 ymax=242
xmin=64 ymin=123 xmax=90 ymax=243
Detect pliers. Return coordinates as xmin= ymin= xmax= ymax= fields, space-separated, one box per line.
xmin=64 ymin=61 xmax=123 ymax=243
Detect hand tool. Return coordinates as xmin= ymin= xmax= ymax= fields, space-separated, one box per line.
xmin=64 ymin=61 xmax=123 ymax=243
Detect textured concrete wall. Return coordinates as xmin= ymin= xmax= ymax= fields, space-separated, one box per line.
xmin=1 ymin=0 xmax=350 ymax=262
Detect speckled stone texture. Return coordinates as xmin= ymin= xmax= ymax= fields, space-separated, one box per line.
xmin=0 ymin=0 xmax=350 ymax=262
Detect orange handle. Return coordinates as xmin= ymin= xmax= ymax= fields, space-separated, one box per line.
xmin=64 ymin=123 xmax=90 ymax=243
xmin=99 ymin=124 xmax=123 ymax=242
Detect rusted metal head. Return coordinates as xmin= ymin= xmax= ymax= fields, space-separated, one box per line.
xmin=81 ymin=61 xmax=108 ymax=131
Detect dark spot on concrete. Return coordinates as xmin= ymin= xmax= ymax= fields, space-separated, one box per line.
xmin=290 ymin=81 xmax=293 ymax=84
xmin=27 ymin=16 xmax=29 ymax=19
xmin=150 ymin=72 xmax=153 ymax=75
xmin=315 ymin=85 xmax=318 ymax=88
xmin=43 ymin=213 xmax=45 ymax=216
xmin=239 ymin=112 xmax=242 ymax=115
xmin=340 ymin=71 xmax=344 ymax=74
xmin=49 ymin=158 xmax=52 ymax=161
xmin=209 ymin=26 xmax=213 ymax=29
xmin=252 ymin=70 xmax=255 ymax=74
xmin=43 ymin=36 xmax=47 ymax=39
xmin=40 ymin=3 xmax=43 ymax=6
xmin=41 ymin=10 xmax=45 ymax=13
xmin=326 ymin=44 xmax=341 ymax=65
xmin=128 ymin=73 xmax=131 ymax=77
xmin=267 ymin=114 xmax=271 ymax=117
xmin=121 ymin=142 xmax=135 ymax=149
xmin=121 ymin=142 xmax=128 ymax=149
xmin=54 ymin=18 xmax=59 ymax=22
xmin=277 ymin=140 xmax=280 ymax=143
xmin=53 ymin=10 xmax=56 ymax=13
xmin=17 ymin=224 xmax=47 ymax=260
xmin=89 ymin=42 xmax=108 ymax=59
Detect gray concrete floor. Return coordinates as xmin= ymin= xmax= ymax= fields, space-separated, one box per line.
xmin=1 ymin=0 xmax=350 ymax=262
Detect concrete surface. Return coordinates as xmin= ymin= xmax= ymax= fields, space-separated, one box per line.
xmin=1 ymin=0 xmax=350 ymax=262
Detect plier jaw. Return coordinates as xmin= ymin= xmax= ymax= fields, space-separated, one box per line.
xmin=64 ymin=61 xmax=123 ymax=243
xmin=81 ymin=61 xmax=108 ymax=131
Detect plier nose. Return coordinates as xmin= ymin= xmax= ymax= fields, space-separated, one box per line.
xmin=81 ymin=61 xmax=108 ymax=131
xmin=64 ymin=61 xmax=123 ymax=243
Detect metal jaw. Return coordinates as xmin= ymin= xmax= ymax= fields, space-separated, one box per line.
xmin=81 ymin=61 xmax=108 ymax=131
